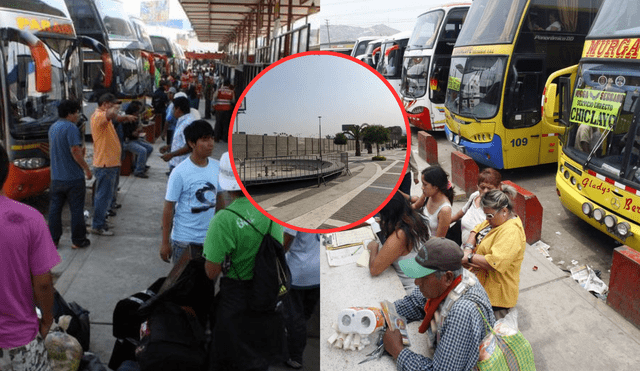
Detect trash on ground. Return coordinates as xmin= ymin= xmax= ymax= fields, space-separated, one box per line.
xmin=531 ymin=241 xmax=552 ymax=261
xmin=570 ymin=265 xmax=608 ymax=299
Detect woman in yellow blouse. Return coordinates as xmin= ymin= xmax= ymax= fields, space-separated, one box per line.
xmin=461 ymin=187 xmax=526 ymax=318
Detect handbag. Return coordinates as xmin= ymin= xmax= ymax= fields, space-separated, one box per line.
xmin=474 ymin=306 xmax=536 ymax=371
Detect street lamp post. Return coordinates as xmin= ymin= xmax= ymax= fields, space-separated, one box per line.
xmin=318 ymin=116 xmax=322 ymax=162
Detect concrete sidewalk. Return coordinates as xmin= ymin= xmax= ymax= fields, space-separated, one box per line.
xmin=52 ymin=133 xmax=319 ymax=371
xmin=410 ymin=136 xmax=640 ymax=369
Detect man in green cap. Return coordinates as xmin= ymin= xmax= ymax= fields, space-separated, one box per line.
xmin=383 ymin=237 xmax=496 ymax=371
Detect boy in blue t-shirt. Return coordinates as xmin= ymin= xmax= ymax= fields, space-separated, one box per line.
xmin=160 ymin=120 xmax=219 ymax=264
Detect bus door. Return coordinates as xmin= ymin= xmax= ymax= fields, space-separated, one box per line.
xmin=430 ymin=7 xmax=469 ymax=130
xmin=502 ymin=56 xmax=546 ymax=168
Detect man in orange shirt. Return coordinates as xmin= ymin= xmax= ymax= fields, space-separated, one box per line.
xmin=89 ymin=93 xmax=121 ymax=236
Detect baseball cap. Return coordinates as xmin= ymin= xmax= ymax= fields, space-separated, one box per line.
xmin=174 ymin=92 xmax=187 ymax=99
xmin=168 ymin=87 xmax=177 ymax=94
xmin=399 ymin=238 xmax=463 ymax=279
xmin=218 ymin=152 xmax=241 ymax=192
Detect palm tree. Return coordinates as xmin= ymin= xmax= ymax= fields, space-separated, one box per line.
xmin=343 ymin=123 xmax=368 ymax=156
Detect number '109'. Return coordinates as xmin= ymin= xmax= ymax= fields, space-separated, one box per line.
xmin=511 ymin=138 xmax=528 ymax=147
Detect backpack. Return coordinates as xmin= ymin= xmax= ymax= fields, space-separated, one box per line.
xmin=135 ymin=301 xmax=206 ymax=371
xmin=224 ymin=209 xmax=291 ymax=312
xmin=52 ymin=290 xmax=91 ymax=352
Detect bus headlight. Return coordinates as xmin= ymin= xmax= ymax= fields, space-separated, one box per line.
xmin=593 ymin=208 xmax=605 ymax=222
xmin=454 ymin=135 xmax=461 ymax=145
xmin=447 ymin=131 xmax=454 ymax=142
xmin=13 ymin=157 xmax=46 ymax=169
xmin=570 ymin=176 xmax=577 ymax=185
xmin=564 ymin=170 xmax=570 ymax=179
xmin=617 ymin=222 xmax=631 ymax=237
xmin=560 ymin=164 xmax=565 ymax=173
xmin=604 ymin=214 xmax=617 ymax=229
xmin=582 ymin=202 xmax=593 ymax=216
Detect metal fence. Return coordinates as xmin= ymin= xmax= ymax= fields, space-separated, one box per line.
xmin=237 ymin=152 xmax=348 ymax=186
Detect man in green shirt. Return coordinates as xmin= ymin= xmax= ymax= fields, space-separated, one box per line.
xmin=203 ymin=152 xmax=285 ymax=371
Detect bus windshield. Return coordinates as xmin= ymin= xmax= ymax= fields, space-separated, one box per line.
xmin=456 ymin=0 xmax=527 ymax=46
xmin=94 ymin=0 xmax=134 ymax=39
xmin=407 ymin=10 xmax=444 ymax=50
xmin=401 ymin=56 xmax=430 ymax=99
xmin=377 ymin=38 xmax=408 ymax=79
xmin=588 ymin=0 xmax=640 ymax=38
xmin=566 ymin=62 xmax=640 ymax=183
xmin=0 ymin=0 xmax=70 ymax=17
xmin=445 ymin=56 xmax=507 ymax=119
xmin=5 ymin=36 xmax=81 ymax=136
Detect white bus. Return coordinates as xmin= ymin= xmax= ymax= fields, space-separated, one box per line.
xmin=375 ymin=31 xmax=411 ymax=96
xmin=401 ymin=2 xmax=470 ymax=131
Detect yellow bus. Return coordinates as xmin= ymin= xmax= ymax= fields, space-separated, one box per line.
xmin=543 ymin=0 xmax=640 ymax=249
xmin=444 ymin=0 xmax=601 ymax=169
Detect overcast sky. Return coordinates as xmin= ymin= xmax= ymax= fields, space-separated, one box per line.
xmin=123 ymin=0 xmax=451 ymax=33
xmin=235 ymin=53 xmax=406 ymax=137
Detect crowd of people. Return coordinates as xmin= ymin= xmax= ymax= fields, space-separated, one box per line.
xmin=368 ymin=164 xmax=527 ymax=371
xmin=0 ymin=61 xmax=321 ymax=370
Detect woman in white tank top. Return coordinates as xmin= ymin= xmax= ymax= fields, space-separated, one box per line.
xmin=409 ymin=166 xmax=454 ymax=237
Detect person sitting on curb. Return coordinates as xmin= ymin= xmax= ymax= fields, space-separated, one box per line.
xmin=123 ymin=101 xmax=153 ymax=178
xmin=383 ymin=237 xmax=495 ymax=371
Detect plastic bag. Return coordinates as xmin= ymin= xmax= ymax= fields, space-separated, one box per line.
xmin=45 ymin=316 xmax=84 ymax=371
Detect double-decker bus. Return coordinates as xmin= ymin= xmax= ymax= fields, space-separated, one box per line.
xmin=0 ymin=0 xmax=84 ymax=199
xmin=542 ymin=0 xmax=640 ymax=249
xmin=401 ymin=3 xmax=470 ymax=131
xmin=375 ymin=31 xmax=411 ymax=96
xmin=444 ymin=0 xmax=601 ymax=169
xmin=130 ymin=16 xmax=155 ymax=96
xmin=65 ymin=0 xmax=144 ymax=102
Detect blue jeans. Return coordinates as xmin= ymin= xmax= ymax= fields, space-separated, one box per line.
xmin=170 ymin=239 xmax=190 ymax=265
xmin=124 ymin=139 xmax=153 ymax=175
xmin=93 ymin=166 xmax=118 ymax=230
xmin=49 ymin=178 xmax=87 ymax=245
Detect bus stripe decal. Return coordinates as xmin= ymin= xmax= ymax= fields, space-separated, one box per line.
xmin=586 ymin=169 xmax=640 ymax=195
xmin=542 ymin=133 xmax=558 ymax=137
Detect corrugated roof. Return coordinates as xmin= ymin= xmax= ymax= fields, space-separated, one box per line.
xmin=178 ymin=0 xmax=319 ymax=47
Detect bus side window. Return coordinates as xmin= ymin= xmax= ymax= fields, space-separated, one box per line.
xmin=430 ymin=57 xmax=451 ymax=104
xmin=504 ymin=58 xmax=544 ymax=129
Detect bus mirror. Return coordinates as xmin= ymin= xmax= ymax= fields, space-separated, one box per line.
xmin=2 ymin=28 xmax=52 ymax=93
xmin=543 ymin=83 xmax=558 ymax=121
xmin=101 ymin=52 xmax=113 ymax=88
xmin=78 ymin=36 xmax=111 ymax=88
xmin=385 ymin=44 xmax=399 ymax=56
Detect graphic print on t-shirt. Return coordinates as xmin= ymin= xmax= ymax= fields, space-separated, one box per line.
xmin=191 ymin=182 xmax=217 ymax=213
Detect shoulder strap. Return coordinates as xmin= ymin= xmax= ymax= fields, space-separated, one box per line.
xmin=223 ymin=208 xmax=273 ymax=237
xmin=475 ymin=304 xmax=495 ymax=337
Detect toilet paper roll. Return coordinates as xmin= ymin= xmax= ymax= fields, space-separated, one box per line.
xmin=338 ymin=307 xmax=385 ymax=335
xmin=337 ymin=308 xmax=357 ymax=334
xmin=354 ymin=308 xmax=385 ymax=335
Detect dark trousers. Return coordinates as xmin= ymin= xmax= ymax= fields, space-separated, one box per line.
xmin=214 ymin=110 xmax=232 ymax=142
xmin=205 ymin=99 xmax=212 ymax=119
xmin=209 ymin=278 xmax=284 ymax=371
xmin=48 ymin=178 xmax=87 ymax=245
xmin=399 ymin=172 xmax=412 ymax=196
xmin=283 ymin=286 xmax=320 ymax=363
xmin=166 ymin=129 xmax=174 ymax=147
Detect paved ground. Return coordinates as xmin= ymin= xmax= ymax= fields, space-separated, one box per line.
xmin=248 ymin=148 xmax=408 ymax=229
